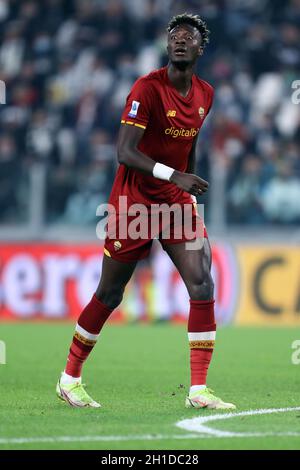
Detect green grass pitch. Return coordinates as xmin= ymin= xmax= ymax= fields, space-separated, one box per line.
xmin=0 ymin=324 xmax=299 ymax=450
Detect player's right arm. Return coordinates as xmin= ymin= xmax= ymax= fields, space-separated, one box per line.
xmin=118 ymin=124 xmax=208 ymax=196
xmin=117 ymin=124 xmax=155 ymax=174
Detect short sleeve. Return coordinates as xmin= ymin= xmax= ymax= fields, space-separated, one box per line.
xmin=121 ymin=77 xmax=154 ymax=130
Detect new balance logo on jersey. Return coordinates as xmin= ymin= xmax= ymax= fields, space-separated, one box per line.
xmin=167 ymin=110 xmax=176 ymax=117
xmin=128 ymin=100 xmax=140 ymax=118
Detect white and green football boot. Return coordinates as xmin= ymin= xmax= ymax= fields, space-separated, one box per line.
xmin=185 ymin=387 xmax=236 ymax=410
xmin=56 ymin=376 xmax=101 ymax=408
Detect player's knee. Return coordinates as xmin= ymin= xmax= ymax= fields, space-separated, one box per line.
xmin=188 ymin=273 xmax=214 ymax=301
xmin=95 ymin=286 xmax=124 ymax=310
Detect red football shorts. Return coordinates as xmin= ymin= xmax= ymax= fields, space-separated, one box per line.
xmin=104 ymin=202 xmax=208 ymax=263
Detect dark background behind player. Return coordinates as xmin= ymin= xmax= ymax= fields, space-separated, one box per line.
xmin=0 ymin=0 xmax=299 ymax=229
xmin=0 ymin=0 xmax=299 ymax=325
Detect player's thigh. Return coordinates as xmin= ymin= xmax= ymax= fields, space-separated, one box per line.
xmin=162 ymin=238 xmax=212 ymax=287
xmin=96 ymin=254 xmax=137 ymax=297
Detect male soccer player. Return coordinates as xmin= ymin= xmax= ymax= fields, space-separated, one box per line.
xmin=56 ymin=13 xmax=235 ymax=410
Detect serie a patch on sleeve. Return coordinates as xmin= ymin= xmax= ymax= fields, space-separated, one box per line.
xmin=128 ymin=100 xmax=140 ymax=118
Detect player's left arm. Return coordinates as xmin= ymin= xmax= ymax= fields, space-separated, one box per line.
xmin=186 ymin=85 xmax=214 ymax=177
xmin=186 ymin=134 xmax=199 ymax=175
xmin=185 ymin=86 xmax=214 ymax=198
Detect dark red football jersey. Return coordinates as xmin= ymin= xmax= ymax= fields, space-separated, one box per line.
xmin=108 ymin=66 xmax=214 ymax=209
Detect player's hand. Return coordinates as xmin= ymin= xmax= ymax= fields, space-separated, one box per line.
xmin=170 ymin=171 xmax=209 ymax=196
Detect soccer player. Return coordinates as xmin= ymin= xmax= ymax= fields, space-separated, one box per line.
xmin=56 ymin=13 xmax=235 ymax=410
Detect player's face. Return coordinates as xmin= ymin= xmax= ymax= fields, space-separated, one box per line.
xmin=167 ymin=24 xmax=203 ymax=66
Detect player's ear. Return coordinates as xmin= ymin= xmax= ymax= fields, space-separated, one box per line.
xmin=198 ymin=46 xmax=203 ymax=57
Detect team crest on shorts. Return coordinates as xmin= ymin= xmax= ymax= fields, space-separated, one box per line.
xmin=198 ymin=107 xmax=205 ymax=119
xmin=114 ymin=241 xmax=122 ymax=251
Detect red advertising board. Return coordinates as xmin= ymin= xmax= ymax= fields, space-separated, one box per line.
xmin=0 ymin=243 xmax=238 ymax=324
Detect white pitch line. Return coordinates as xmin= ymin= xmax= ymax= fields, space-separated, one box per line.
xmin=0 ymin=434 xmax=209 ymax=445
xmin=1 ymin=407 xmax=300 ymax=445
xmin=176 ymin=406 xmax=300 ymax=438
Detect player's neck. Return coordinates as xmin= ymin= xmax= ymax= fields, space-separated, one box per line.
xmin=167 ymin=63 xmax=194 ymax=98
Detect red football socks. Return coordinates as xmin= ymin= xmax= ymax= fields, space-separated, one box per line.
xmin=65 ymin=295 xmax=216 ymax=384
xmin=188 ymin=299 xmax=216 ymax=386
xmin=65 ymin=294 xmax=113 ymax=378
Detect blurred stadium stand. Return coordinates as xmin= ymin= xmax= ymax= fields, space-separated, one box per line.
xmin=0 ymin=0 xmax=299 ymax=241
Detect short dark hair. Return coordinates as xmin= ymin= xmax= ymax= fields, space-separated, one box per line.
xmin=167 ymin=13 xmax=210 ymax=48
